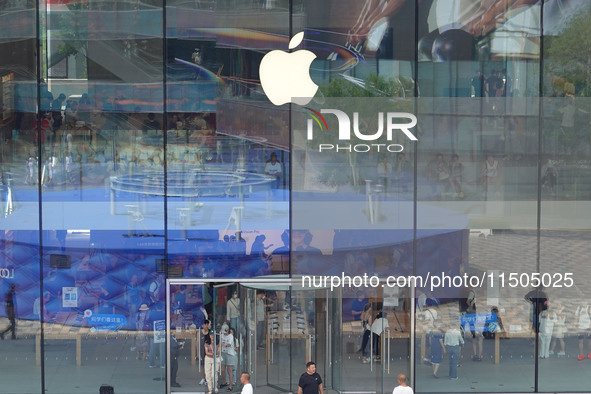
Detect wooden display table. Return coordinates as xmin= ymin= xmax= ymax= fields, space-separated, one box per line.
xmin=266 ymin=310 xmax=310 ymax=363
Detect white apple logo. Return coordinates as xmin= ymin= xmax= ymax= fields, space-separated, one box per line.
xmin=259 ymin=31 xmax=318 ymax=106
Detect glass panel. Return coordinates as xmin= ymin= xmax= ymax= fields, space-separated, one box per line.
xmin=0 ymin=0 xmax=40 ymax=391
xmin=165 ymin=0 xmax=290 ymax=281
xmin=415 ymin=0 xmax=540 ymax=392
xmin=41 ymin=0 xmax=165 ymax=391
xmin=292 ymin=1 xmax=418 ymax=392
xmin=540 ymin=2 xmax=591 ymax=391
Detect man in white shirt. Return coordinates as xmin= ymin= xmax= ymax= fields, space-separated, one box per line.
xmin=240 ymin=372 xmax=253 ymax=394
xmin=392 ymin=374 xmax=413 ymax=394
xmin=264 ymin=152 xmax=282 ymax=189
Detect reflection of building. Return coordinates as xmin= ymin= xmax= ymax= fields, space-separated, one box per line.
xmin=1 ymin=0 xmax=591 ymax=393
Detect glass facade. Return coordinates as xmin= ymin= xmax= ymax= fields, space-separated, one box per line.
xmin=1 ymin=0 xmax=591 ymax=393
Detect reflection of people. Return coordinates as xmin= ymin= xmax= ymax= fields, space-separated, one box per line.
xmin=192 ymin=48 xmax=202 ymax=64
xmin=298 ymin=361 xmax=323 ymax=394
xmin=524 ymin=286 xmax=548 ymax=333
xmin=426 ymin=153 xmax=449 ymax=196
xmin=264 ymin=152 xmax=282 ymax=189
xmin=345 ymin=0 xmax=543 ymax=60
xmin=541 ymin=159 xmax=558 ymax=197
xmin=148 ymin=274 xmax=164 ymax=304
xmin=134 ymin=304 xmax=150 ymax=361
xmin=449 ymin=154 xmax=464 ymax=198
xmin=549 ymin=303 xmax=566 ymax=357
xmin=444 ymin=321 xmax=464 ymax=380
xmin=126 ymin=274 xmax=142 ymax=329
xmin=539 ymin=306 xmax=554 ymax=359
xmin=471 ymin=71 xmax=486 ymax=97
xmin=377 ymin=156 xmax=392 ymax=191
xmin=429 ymin=323 xmax=445 ymax=378
xmin=142 ymin=113 xmax=161 ymax=134
xmin=0 ymin=284 xmax=16 ymax=340
xmin=392 ymin=373 xmax=414 ymax=394
xmin=576 ymin=304 xmax=591 ymax=361
xmin=481 ymin=154 xmax=502 ymax=198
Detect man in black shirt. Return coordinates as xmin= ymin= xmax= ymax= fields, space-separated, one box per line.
xmin=298 ymin=361 xmax=323 ymax=394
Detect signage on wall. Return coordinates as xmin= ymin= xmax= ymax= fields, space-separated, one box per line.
xmin=62 ymin=286 xmax=78 ymax=307
xmin=50 ymin=254 xmax=71 ymax=269
xmin=258 ymin=32 xmax=418 ymax=153
xmin=0 ymin=267 xmax=14 ymax=279
xmin=85 ymin=309 xmax=127 ymax=331
xmin=154 ymin=320 xmax=166 ymax=343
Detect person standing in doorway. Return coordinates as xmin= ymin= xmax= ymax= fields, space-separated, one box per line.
xmin=227 ymin=290 xmax=240 ymax=333
xmin=256 ymin=291 xmax=267 ymax=350
xmin=298 ymin=361 xmax=323 ymax=394
xmin=199 ymin=319 xmax=211 ymax=386
xmin=392 ymin=373 xmax=414 ymax=394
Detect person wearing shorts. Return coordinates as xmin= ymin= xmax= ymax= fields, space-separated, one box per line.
xmin=220 ymin=324 xmax=237 ymax=391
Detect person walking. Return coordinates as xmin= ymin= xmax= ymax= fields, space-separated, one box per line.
xmin=298 ymin=361 xmax=323 ymax=394
xmin=392 ymin=373 xmax=414 ymax=394
xmin=444 ymin=322 xmax=464 ymax=380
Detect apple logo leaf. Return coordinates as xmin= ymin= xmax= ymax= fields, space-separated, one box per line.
xmin=289 ymin=32 xmax=305 ymax=50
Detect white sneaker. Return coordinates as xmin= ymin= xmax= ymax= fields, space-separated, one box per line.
xmin=549 ymin=351 xmax=554 ymax=355
xmin=199 ymin=378 xmax=206 ymax=385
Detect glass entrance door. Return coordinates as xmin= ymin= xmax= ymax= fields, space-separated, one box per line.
xmin=212 ymin=283 xmax=242 ymax=393
xmin=334 ymin=284 xmax=412 ymax=393
xmin=166 ymin=280 xmax=208 ymax=393
xmin=239 ymin=279 xmax=334 ymax=393
xmin=166 ymin=278 xmax=352 ymax=393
